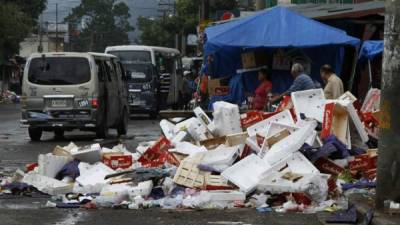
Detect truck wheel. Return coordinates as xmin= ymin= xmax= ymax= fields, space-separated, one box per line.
xmin=96 ymin=117 xmax=108 ymax=139
xmin=54 ymin=130 xmax=64 ymax=139
xmin=117 ymin=109 xmax=128 ymax=136
xmin=28 ymin=127 xmax=42 ymax=142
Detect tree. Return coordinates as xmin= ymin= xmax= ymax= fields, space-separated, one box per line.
xmin=376 ymin=0 xmax=400 ymax=209
xmin=66 ymin=0 xmax=133 ymax=52
xmin=0 ymin=0 xmax=46 ymax=60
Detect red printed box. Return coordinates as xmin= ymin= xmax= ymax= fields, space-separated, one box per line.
xmin=240 ymin=111 xmax=264 ymax=129
xmin=103 ymin=154 xmax=133 ymax=170
xmin=321 ymin=103 xmax=349 ymax=144
xmin=314 ymin=157 xmax=345 ymax=176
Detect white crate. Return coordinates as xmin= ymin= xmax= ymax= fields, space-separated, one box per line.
xmin=194 ymin=106 xmax=216 ymax=133
xmin=160 ymin=119 xmax=176 ymax=140
xmin=213 ymin=101 xmax=242 ymax=136
xmin=247 ymin=110 xmax=295 ymax=137
xmin=198 ymin=145 xmax=240 ymax=168
xmin=291 ymin=89 xmax=326 ymax=123
xmin=221 ymin=154 xmax=271 ymax=194
xmin=339 ymin=100 xmax=369 ymax=143
xmin=38 ymin=153 xmax=71 ymax=178
xmin=173 ymin=160 xmax=210 ymax=188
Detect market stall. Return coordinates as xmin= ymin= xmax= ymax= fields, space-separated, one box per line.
xmin=203 ymin=6 xmax=360 ymax=109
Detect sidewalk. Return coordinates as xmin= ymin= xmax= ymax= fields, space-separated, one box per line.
xmin=349 ymin=193 xmax=400 ymax=225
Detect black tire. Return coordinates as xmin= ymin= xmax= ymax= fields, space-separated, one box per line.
xmin=54 ymin=130 xmax=64 ymax=139
xmin=117 ymin=108 xmax=128 ymax=136
xmin=28 ymin=127 xmax=42 ymax=142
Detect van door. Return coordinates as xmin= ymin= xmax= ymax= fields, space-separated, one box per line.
xmin=104 ymin=59 xmax=120 ymax=127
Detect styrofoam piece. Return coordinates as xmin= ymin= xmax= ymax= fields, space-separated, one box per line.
xmin=171 ymin=131 xmax=189 ymax=146
xmin=221 ymin=154 xmax=271 ymax=194
xmin=226 ymin=132 xmax=248 ymax=146
xmin=213 ymin=101 xmax=242 ymax=136
xmin=205 ymin=174 xmax=229 ymax=187
xmin=174 ymin=117 xmax=197 ymax=133
xmin=22 ymin=173 xmax=72 ymax=195
xmin=197 ymin=145 xmax=240 ymax=168
xmin=361 ymin=88 xmax=380 ymax=113
xmin=76 ymin=163 xmax=114 ymax=187
xmin=38 ymin=153 xmax=71 ymax=178
xmin=130 ymin=180 xmax=153 ymax=198
xmin=263 ymin=121 xmax=317 ymax=166
xmin=305 ymin=130 xmax=317 ymax=146
xmin=339 ymin=100 xmax=369 ymax=143
xmin=245 ymin=136 xmax=262 ymax=153
xmin=160 ymin=119 xmax=176 ymax=140
xmin=257 ymin=173 xmax=329 ymax=194
xmin=199 ymin=190 xmax=246 ymax=202
xmin=338 ymin=91 xmax=357 ymax=103
xmin=170 ymin=141 xmax=207 ymax=156
xmin=136 ymin=141 xmax=154 ymax=155
xmin=281 ymin=152 xmax=319 ymax=174
xmin=173 ymin=160 xmax=210 ymax=188
xmin=291 ymin=89 xmax=326 ymax=123
xmin=263 ymin=122 xmax=298 ymax=138
xmin=194 ymin=106 xmax=216 ymax=133
xmin=71 ymin=144 xmax=102 ymax=163
xmin=187 ymin=118 xmax=208 ymax=141
xmin=100 ymin=183 xmax=132 ymax=196
xmin=247 ymin=110 xmax=295 ymax=137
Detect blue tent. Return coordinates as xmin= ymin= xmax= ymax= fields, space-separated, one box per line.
xmin=203 ymin=6 xmax=360 ymax=108
xmin=359 ymin=40 xmax=383 ymax=61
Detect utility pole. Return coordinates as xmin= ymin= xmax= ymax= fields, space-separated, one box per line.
xmin=376 ymin=0 xmax=400 ymax=210
xmin=55 ymin=3 xmax=59 ymax=52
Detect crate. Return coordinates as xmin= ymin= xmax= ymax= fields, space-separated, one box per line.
xmin=173 ymin=160 xmax=210 ymax=188
xmin=291 ymin=89 xmax=326 ymax=123
xmin=247 ymin=110 xmax=295 ymax=137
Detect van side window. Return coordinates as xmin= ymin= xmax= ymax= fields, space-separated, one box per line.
xmin=112 ymin=60 xmax=123 ymax=80
xmin=95 ymin=60 xmax=105 ymax=82
xmin=106 ymin=60 xmax=117 ymax=82
xmin=104 ymin=60 xmax=112 ymax=82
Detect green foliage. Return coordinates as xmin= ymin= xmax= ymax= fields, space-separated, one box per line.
xmin=0 ymin=0 xmax=46 ymax=60
xmin=66 ymin=0 xmax=134 ymax=52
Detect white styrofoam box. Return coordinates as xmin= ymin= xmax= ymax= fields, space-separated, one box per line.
xmin=221 ymin=154 xmax=271 ymax=194
xmin=338 ymin=91 xmax=357 ymax=103
xmin=171 ymin=131 xmax=189 ymax=146
xmin=170 ymin=141 xmax=207 ymax=156
xmin=187 ymin=118 xmax=208 ymax=141
xmin=305 ymin=130 xmax=317 ymax=146
xmin=130 ymin=180 xmax=153 ymax=198
xmin=291 ymin=89 xmax=326 ymax=123
xmin=263 ymin=122 xmax=298 ymax=138
xmin=174 ymin=117 xmax=197 ymax=133
xmin=339 ymin=100 xmax=369 ymax=143
xmin=199 ymin=190 xmax=246 ymax=202
xmin=257 ymin=172 xmax=329 ymax=194
xmin=245 ymin=136 xmax=262 ymax=153
xmin=100 ymin=183 xmax=132 ymax=196
xmin=213 ymin=101 xmax=242 ymax=136
xmin=71 ymin=144 xmax=102 ymax=163
xmin=22 ymin=172 xmax=72 ymax=195
xmin=281 ymin=152 xmax=319 ymax=174
xmin=160 ymin=119 xmax=176 ymax=140
xmin=76 ymin=163 xmax=114 ymax=187
xmin=247 ymin=110 xmax=295 ymax=137
xmin=263 ymin=121 xmax=317 ymax=166
xmin=361 ymin=88 xmax=380 ymax=113
xmin=194 ymin=106 xmax=216 ymax=133
xmin=38 ymin=153 xmax=71 ymax=178
xmin=198 ymin=144 xmax=240 ymax=167
xmin=205 ymin=174 xmax=229 ymax=187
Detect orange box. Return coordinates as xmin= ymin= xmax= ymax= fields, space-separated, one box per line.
xmin=103 ymin=154 xmax=133 ymax=170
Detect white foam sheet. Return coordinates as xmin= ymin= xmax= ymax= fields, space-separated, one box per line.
xmin=213 ymin=101 xmax=242 ymax=136
xmin=170 ymin=141 xmax=207 ymax=156
xmin=22 ymin=173 xmax=72 ymax=195
xmin=263 ymin=121 xmax=317 ymax=166
xmin=194 ymin=106 xmax=216 ymax=133
xmin=38 ymin=153 xmax=71 ymax=178
xmin=221 ymin=154 xmax=271 ymax=194
xmin=160 ymin=119 xmax=176 ymax=140
xmin=247 ymin=110 xmax=295 ymax=137
xmin=291 ymin=89 xmax=326 ymax=123
xmin=71 ymin=144 xmax=102 ymax=163
xmin=199 ymin=190 xmax=246 ymax=202
xmin=198 ymin=144 xmax=241 ymax=168
xmin=339 ymin=100 xmax=369 ymax=143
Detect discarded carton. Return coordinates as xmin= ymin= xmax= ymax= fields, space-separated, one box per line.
xmin=339 ymin=100 xmax=369 ymax=143
xmin=196 ymin=145 xmax=241 ymax=170
xmin=130 ymin=180 xmax=153 ymax=198
xmin=245 ymin=135 xmax=262 ymax=153
xmin=199 ymin=190 xmax=246 ymax=202
xmin=291 ymin=89 xmax=326 ymax=123
xmin=171 ymin=131 xmax=189 ymax=146
xmin=194 ymin=107 xmax=216 ymax=133
xmin=361 ymin=88 xmax=380 ymax=113
xmin=199 ymin=136 xmax=227 ymax=150
xmin=173 ymin=160 xmax=210 ymax=188
xmin=76 ymin=163 xmax=114 ymax=187
xmin=321 ymin=102 xmax=349 ymax=144
xmin=226 ymin=132 xmax=249 ymax=147
xmin=247 ymin=110 xmax=295 ymax=137
xmin=314 ymin=157 xmax=345 ymax=176
xmin=187 ymin=118 xmax=209 ymax=141
xmin=38 ymin=153 xmax=71 ymax=178
xmin=204 ymin=174 xmax=231 ymax=189
xmin=22 ymin=173 xmax=72 ymax=195
xmin=102 ymin=153 xmax=133 ymax=170
xmin=160 ymin=119 xmax=176 ymax=140
xmin=240 ymin=111 xmax=264 ymax=130
xmin=170 ymin=142 xmax=207 ymax=156
xmin=221 ymin=154 xmax=271 ymax=193
xmin=71 ymin=144 xmax=102 ymax=164
xmin=213 ymin=101 xmax=242 ymax=136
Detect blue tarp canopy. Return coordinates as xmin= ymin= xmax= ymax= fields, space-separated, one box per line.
xmin=359 ymin=40 xmax=383 ymax=61
xmin=203 ymin=6 xmax=360 ymax=108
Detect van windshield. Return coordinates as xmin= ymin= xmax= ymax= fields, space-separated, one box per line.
xmin=124 ymin=63 xmax=154 ymax=83
xmin=108 ymin=51 xmax=151 ymax=63
xmin=28 ymin=57 xmax=90 ymax=85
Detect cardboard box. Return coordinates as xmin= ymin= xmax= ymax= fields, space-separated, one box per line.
xmin=103 ymin=153 xmax=133 ymax=170
xmin=321 ymin=103 xmax=349 ymax=144
xmin=208 ymin=77 xmax=230 ymax=96
xmin=314 ymin=157 xmax=344 ymax=176
xmin=241 ymin=51 xmax=268 ymax=69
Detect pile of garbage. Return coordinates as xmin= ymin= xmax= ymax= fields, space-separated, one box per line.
xmin=0 ymin=88 xmax=380 ymax=212
xmin=0 ymin=90 xmax=20 ymax=104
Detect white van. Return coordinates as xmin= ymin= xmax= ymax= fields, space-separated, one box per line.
xmin=105 ymin=45 xmax=183 ymax=113
xmin=21 ymin=52 xmax=129 ymax=141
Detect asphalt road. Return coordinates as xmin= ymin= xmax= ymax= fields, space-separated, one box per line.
xmin=0 ymin=103 xmax=336 ymax=225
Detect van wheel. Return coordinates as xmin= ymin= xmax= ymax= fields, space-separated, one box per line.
xmin=117 ymin=109 xmax=128 ymax=136
xmin=28 ymin=128 xmax=42 ymax=141
xmin=96 ymin=118 xmax=108 ymax=139
xmin=54 ymin=130 xmax=64 ymax=139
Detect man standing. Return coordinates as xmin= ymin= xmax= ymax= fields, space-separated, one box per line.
xmin=320 ymin=64 xmax=344 ymax=99
xmin=273 ymin=63 xmax=315 ymax=102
